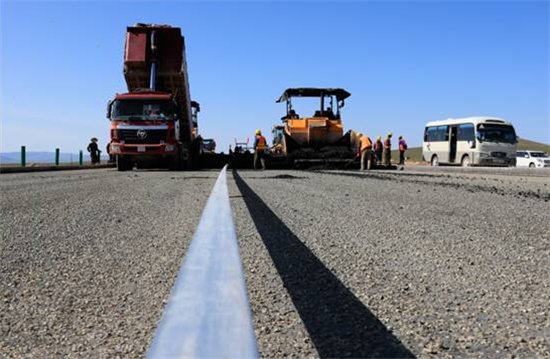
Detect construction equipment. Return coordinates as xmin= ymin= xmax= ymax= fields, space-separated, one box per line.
xmin=106 ymin=24 xmax=200 ymax=171
xmin=229 ymin=138 xmax=254 ymax=169
xmin=269 ymin=88 xmax=356 ymax=168
xmin=201 ymin=139 xmax=217 ymax=154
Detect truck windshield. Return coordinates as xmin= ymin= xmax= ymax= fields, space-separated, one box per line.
xmin=476 ymin=124 xmax=517 ymax=144
xmin=112 ymin=100 xmax=176 ymax=120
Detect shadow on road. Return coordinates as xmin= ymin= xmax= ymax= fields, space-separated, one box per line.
xmin=233 ymin=170 xmax=415 ymax=358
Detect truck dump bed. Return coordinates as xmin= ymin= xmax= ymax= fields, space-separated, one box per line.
xmin=123 ymin=24 xmax=192 ymax=127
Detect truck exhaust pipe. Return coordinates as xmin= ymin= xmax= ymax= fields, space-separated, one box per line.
xmin=150 ymin=30 xmax=157 ymax=91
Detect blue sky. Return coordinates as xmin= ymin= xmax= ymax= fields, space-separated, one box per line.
xmin=1 ymin=0 xmax=549 ymax=153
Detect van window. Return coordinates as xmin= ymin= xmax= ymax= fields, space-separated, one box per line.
xmin=426 ymin=127 xmax=438 ymax=141
xmin=436 ymin=126 xmax=449 ymax=141
xmin=516 ymin=151 xmax=528 ymax=158
xmin=457 ymin=123 xmax=475 ymax=141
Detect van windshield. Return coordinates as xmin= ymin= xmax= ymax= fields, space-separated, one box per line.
xmin=529 ymin=152 xmax=547 ymax=158
xmin=112 ymin=100 xmax=176 ymax=120
xmin=476 ymin=124 xmax=516 ymax=144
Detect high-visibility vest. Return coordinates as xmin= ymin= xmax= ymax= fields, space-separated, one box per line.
xmin=360 ymin=136 xmax=372 ymax=152
xmin=384 ymin=138 xmax=391 ymax=149
xmin=256 ymin=135 xmax=266 ymax=151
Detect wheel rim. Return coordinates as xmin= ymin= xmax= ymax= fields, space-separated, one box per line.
xmin=432 ymin=156 xmax=438 ymax=166
xmin=462 ymin=156 xmax=470 ymax=167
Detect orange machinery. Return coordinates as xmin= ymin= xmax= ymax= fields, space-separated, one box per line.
xmin=270 ymin=88 xmax=355 ymax=166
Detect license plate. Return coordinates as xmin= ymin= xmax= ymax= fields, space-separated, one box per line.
xmin=137 ymin=146 xmax=146 ymax=153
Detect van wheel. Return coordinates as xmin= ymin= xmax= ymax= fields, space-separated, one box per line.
xmin=461 ymin=155 xmax=470 ymax=167
xmin=529 ymin=163 xmax=535 ymax=168
xmin=431 ymin=155 xmax=439 ymax=167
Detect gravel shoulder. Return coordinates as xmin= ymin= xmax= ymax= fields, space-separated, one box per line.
xmin=231 ymin=169 xmax=549 ymax=358
xmin=0 ymin=169 xmax=217 ymax=358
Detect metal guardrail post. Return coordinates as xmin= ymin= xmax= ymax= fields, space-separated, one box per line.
xmin=21 ymin=146 xmax=26 ymax=167
xmin=55 ymin=148 xmax=60 ymax=166
xmin=147 ymin=165 xmax=259 ymax=359
xmin=79 ymin=150 xmax=83 ymax=166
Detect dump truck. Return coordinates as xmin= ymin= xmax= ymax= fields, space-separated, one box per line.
xmin=269 ymin=88 xmax=356 ymax=167
xmin=107 ymin=24 xmax=200 ymax=171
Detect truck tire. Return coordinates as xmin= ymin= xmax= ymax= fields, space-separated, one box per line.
xmin=116 ymin=156 xmax=130 ymax=171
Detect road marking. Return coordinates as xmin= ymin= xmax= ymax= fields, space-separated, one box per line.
xmin=147 ymin=165 xmax=259 ymax=359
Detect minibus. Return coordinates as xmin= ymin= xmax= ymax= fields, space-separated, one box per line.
xmin=422 ymin=117 xmax=517 ymax=166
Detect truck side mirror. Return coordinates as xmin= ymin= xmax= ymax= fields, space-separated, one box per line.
xmin=106 ymin=100 xmax=113 ymax=119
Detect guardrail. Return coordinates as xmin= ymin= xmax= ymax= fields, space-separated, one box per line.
xmin=17 ymin=146 xmax=86 ymax=167
xmin=147 ymin=165 xmax=259 ymax=358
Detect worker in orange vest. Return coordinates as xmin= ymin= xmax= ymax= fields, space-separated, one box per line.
xmin=253 ymin=129 xmax=267 ymax=170
xmin=357 ymin=133 xmax=373 ymax=171
xmin=384 ymin=132 xmax=393 ymax=167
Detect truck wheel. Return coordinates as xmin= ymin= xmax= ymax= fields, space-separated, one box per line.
xmin=461 ymin=155 xmax=470 ymax=167
xmin=431 ymin=155 xmax=439 ymax=167
xmin=116 ymin=156 xmax=129 ymax=171
xmin=529 ymin=163 xmax=535 ymax=168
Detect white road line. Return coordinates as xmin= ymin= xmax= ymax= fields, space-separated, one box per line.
xmin=147 ymin=165 xmax=259 ymax=359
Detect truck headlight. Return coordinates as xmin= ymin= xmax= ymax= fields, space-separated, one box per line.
xmin=165 ymin=145 xmax=175 ymax=152
xmin=111 ymin=144 xmax=120 ymax=152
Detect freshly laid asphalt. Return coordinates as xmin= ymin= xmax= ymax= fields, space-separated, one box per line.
xmin=1 ymin=167 xmax=549 ymax=357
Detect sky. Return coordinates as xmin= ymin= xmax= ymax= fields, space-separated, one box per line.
xmin=1 ymin=0 xmax=549 ymax=154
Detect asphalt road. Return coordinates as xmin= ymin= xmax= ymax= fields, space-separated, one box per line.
xmin=0 ymin=169 xmax=218 ymax=357
xmin=1 ymin=167 xmax=549 ymax=357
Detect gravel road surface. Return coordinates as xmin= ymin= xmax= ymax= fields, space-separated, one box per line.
xmin=231 ymin=168 xmax=549 ymax=358
xmin=1 ymin=167 xmax=548 ymax=358
xmin=0 ymin=169 xmax=217 ymax=358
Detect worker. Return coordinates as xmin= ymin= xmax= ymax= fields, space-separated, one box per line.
xmin=253 ymin=129 xmax=267 ymax=170
xmin=384 ymin=132 xmax=393 ymax=167
xmin=87 ymin=137 xmax=100 ymax=164
xmin=356 ymin=133 xmax=373 ymax=171
xmin=398 ymin=135 xmax=408 ymax=166
xmin=373 ymin=136 xmax=383 ymax=166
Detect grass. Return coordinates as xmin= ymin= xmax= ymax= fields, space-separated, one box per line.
xmin=393 ymin=138 xmax=550 ymax=163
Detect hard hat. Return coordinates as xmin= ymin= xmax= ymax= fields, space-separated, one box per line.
xmin=356 ymin=132 xmax=363 ymax=137
xmin=377 ymin=136 xmax=382 ymax=141
xmin=388 ymin=132 xmax=393 ymax=137
xmin=256 ymin=129 xmax=261 ymax=135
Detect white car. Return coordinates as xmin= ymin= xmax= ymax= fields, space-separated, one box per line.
xmin=515 ymin=150 xmax=550 ymax=168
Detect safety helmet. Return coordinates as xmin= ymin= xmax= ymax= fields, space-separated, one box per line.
xmin=377 ymin=136 xmax=382 ymax=141
xmin=356 ymin=132 xmax=363 ymax=137
xmin=256 ymin=129 xmax=262 ymax=135
xmin=388 ymin=132 xmax=393 ymax=137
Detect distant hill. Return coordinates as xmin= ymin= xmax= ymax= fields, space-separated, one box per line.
xmin=0 ymin=151 xmax=109 ymax=165
xmin=394 ymin=139 xmax=550 ymax=162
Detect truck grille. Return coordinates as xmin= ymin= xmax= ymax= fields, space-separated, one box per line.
xmin=491 ymin=151 xmax=507 ymax=158
xmin=118 ymin=129 xmax=167 ymax=144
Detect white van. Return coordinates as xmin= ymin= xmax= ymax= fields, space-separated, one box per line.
xmin=515 ymin=150 xmax=550 ymax=168
xmin=422 ymin=117 xmax=517 ymax=167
